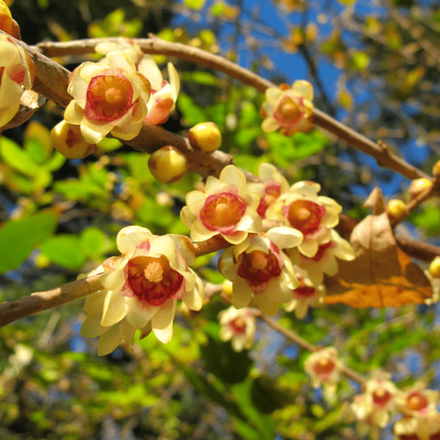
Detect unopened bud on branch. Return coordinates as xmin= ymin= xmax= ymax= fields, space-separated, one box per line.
xmin=148 ymin=146 xmax=188 ymax=183
xmin=429 ymin=256 xmax=440 ymax=279
xmin=386 ymin=199 xmax=406 ymax=223
xmin=188 ymin=122 xmax=222 ymax=152
xmin=50 ymin=120 xmax=97 ymax=159
xmin=408 ymin=178 xmax=432 ymax=198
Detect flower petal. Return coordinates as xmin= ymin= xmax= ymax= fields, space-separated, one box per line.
xmin=97 ymin=324 xmax=123 ymax=356
xmin=101 ymin=288 xmax=126 ymax=327
xmin=117 ymin=225 xmax=153 ymax=254
xmin=152 ymin=299 xmax=176 ymax=343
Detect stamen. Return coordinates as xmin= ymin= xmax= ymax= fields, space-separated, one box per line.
xmin=144 ymin=261 xmax=163 ymax=283
xmin=251 ymin=251 xmax=268 ymax=270
xmin=105 ymin=87 xmax=123 ymax=104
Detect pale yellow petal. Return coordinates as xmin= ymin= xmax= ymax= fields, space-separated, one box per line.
xmin=97 ymin=325 xmax=123 ymax=356
xmin=152 ymin=299 xmax=176 ymax=343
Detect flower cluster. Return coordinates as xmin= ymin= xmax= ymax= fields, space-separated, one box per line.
xmin=182 ymin=163 xmax=355 ymax=317
xmin=348 ymin=371 xmax=440 ymax=440
xmin=0 ymin=34 xmax=35 ymax=128
xmin=60 ymin=41 xmax=180 ymax=148
xmin=261 ymin=80 xmax=314 ymax=136
xmin=81 ymin=226 xmax=204 ymax=355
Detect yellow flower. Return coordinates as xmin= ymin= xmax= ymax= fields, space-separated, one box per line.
xmin=218 ymin=227 xmax=302 ymax=316
xmin=268 ymin=181 xmax=344 ymax=259
xmin=247 ymin=163 xmax=290 ymax=219
xmin=304 ymin=347 xmax=343 ymax=398
xmin=80 ymin=226 xmax=204 ymax=355
xmin=137 ymin=55 xmax=180 ymax=125
xmin=0 ymin=34 xmax=35 ymax=127
xmin=64 ymin=51 xmax=151 ymax=144
xmin=218 ymin=306 xmax=257 ymax=352
xmin=261 ymin=80 xmax=313 ymax=136
xmin=284 ymin=265 xmax=325 ymax=319
xmin=181 ymin=165 xmax=262 ymax=245
xmin=0 ymin=0 xmax=20 ymax=39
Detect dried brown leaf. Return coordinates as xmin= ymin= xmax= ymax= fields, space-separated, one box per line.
xmin=325 ymin=212 xmax=432 ymax=308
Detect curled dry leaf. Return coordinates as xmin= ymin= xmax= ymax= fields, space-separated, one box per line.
xmin=325 ymin=211 xmax=432 ymax=308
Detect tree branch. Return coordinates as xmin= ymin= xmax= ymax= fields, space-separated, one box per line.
xmin=35 ymin=36 xmax=430 ymax=182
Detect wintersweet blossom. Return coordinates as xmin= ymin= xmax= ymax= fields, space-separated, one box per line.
xmin=268 ymin=181 xmax=343 ymax=259
xmin=95 ymin=38 xmax=144 ymax=64
xmin=304 ymin=347 xmax=343 ymax=398
xmin=64 ymin=51 xmax=151 ymax=144
xmin=288 ymin=229 xmax=355 ymax=285
xmin=138 ymin=55 xmax=180 ymax=125
xmin=394 ymin=414 xmax=440 ymax=440
xmin=0 ymin=35 xmax=35 ymax=127
xmin=218 ymin=227 xmax=302 ymax=316
xmin=284 ymin=265 xmax=325 ymax=319
xmin=396 ymin=382 xmax=439 ymax=419
xmin=261 ymin=80 xmax=313 ymax=136
xmin=80 ymin=226 xmax=204 ymax=355
xmin=0 ymin=0 xmax=20 ymax=38
xmin=247 ymin=163 xmax=290 ymax=219
xmin=218 ymin=306 xmax=257 ymax=352
xmin=180 ymin=165 xmax=262 ymax=245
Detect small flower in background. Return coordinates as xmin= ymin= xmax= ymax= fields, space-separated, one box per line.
xmin=181 ymin=165 xmax=262 ymax=245
xmin=0 ymin=35 xmax=35 ymax=127
xmin=289 ymin=229 xmax=355 ymax=285
xmin=65 ymin=51 xmax=151 ymax=144
xmin=268 ymin=181 xmax=342 ymax=258
xmin=304 ymin=347 xmax=343 ymax=399
xmin=95 ymin=38 xmax=144 ymax=64
xmin=395 ymin=382 xmax=439 ymax=418
xmin=138 ymin=55 xmax=180 ymax=125
xmin=247 ymin=163 xmax=290 ymax=219
xmin=0 ymin=0 xmax=20 ymax=38
xmin=218 ymin=306 xmax=257 ymax=352
xmin=80 ymin=226 xmax=204 ymax=355
xmin=261 ymin=80 xmax=313 ymax=136
xmin=284 ymin=265 xmax=325 ymax=319
xmin=218 ymin=227 xmax=302 ymax=315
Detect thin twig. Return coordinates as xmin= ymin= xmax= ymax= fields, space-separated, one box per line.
xmin=35 ymin=36 xmax=430 ymax=182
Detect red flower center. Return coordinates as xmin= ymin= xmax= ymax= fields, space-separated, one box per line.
xmin=284 ymin=199 xmax=325 ymax=235
xmin=230 ymin=317 xmax=247 ymax=334
xmin=123 ymin=255 xmax=184 ymax=306
xmin=257 ymin=181 xmax=281 ymax=218
xmin=407 ymin=392 xmax=428 ymax=412
xmin=313 ymin=357 xmax=335 ymax=375
xmin=292 ymin=278 xmax=316 ymax=298
xmin=306 ymin=241 xmax=335 ymax=262
xmin=85 ymin=68 xmax=133 ymax=122
xmin=201 ymin=191 xmax=246 ymax=234
xmin=274 ymin=95 xmax=303 ymax=128
xmin=399 ymin=435 xmax=420 ymax=440
xmin=372 ymin=387 xmax=393 ymax=407
xmin=237 ymin=247 xmax=281 ymax=293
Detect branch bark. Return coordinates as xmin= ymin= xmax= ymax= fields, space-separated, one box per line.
xmin=36 ymin=36 xmax=430 ymax=181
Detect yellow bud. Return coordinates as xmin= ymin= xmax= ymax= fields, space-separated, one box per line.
xmin=433 ymin=160 xmax=440 ymax=177
xmin=51 ymin=120 xmax=96 ymax=159
xmin=222 ymin=280 xmax=233 ymax=296
xmin=408 ymin=178 xmax=432 ymax=197
xmin=148 ymin=146 xmax=188 ymax=183
xmin=429 ymin=256 xmax=440 ymax=278
xmin=386 ymin=199 xmax=407 ymax=222
xmin=188 ymin=122 xmax=222 ymax=152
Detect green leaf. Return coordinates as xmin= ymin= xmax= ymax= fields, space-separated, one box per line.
xmin=183 ymin=0 xmax=205 ymax=10
xmin=351 ymin=51 xmax=370 ymax=71
xmin=80 ymin=227 xmax=109 ymax=258
xmin=177 ymin=94 xmax=208 ymax=126
xmin=0 ymin=211 xmax=57 ymax=274
xmin=181 ymin=71 xmax=219 ymax=86
xmin=250 ymin=375 xmax=294 ymax=413
xmin=40 ymin=235 xmax=87 ymax=270
xmin=200 ymin=335 xmax=253 ymax=384
xmin=24 ymin=121 xmax=53 ymax=164
xmin=0 ymin=137 xmax=38 ymax=177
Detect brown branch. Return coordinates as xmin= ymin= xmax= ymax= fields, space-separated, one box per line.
xmin=0 ymin=273 xmax=103 ymax=328
xmin=35 ymin=36 xmax=429 ymax=182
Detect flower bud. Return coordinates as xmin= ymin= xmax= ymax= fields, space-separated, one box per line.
xmin=408 ymin=178 xmax=432 ymax=198
xmin=433 ymin=160 xmax=440 ymax=177
xmin=51 ymin=120 xmax=97 ymax=159
xmin=429 ymin=256 xmax=440 ymax=278
xmin=386 ymin=199 xmax=407 ymax=222
xmin=148 ymin=146 xmax=188 ymax=183
xmin=188 ymin=122 xmax=222 ymax=152
xmin=0 ymin=0 xmax=20 ymax=39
